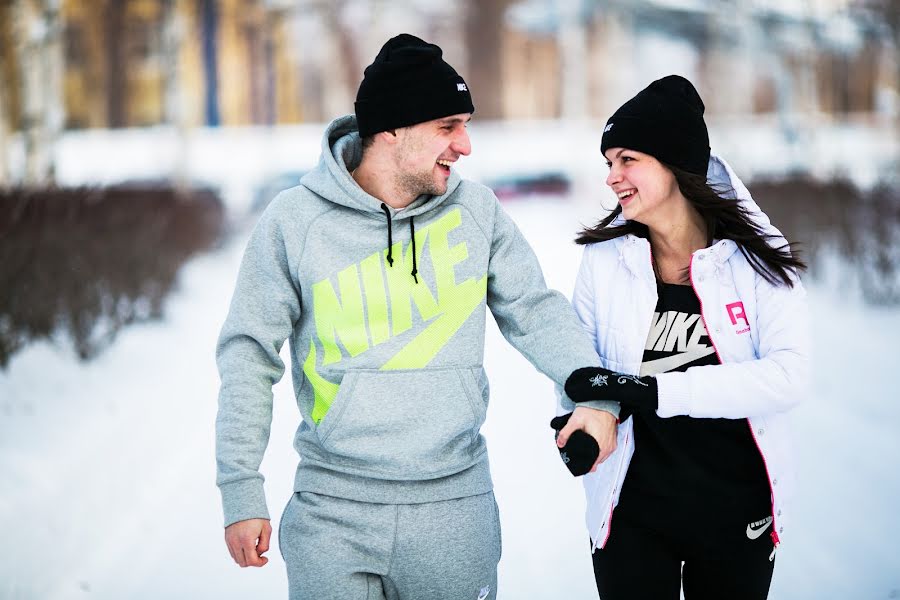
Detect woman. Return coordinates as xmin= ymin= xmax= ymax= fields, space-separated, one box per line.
xmin=560 ymin=75 xmax=809 ymax=599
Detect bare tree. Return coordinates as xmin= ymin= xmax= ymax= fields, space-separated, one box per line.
xmin=42 ymin=0 xmax=64 ymax=178
xmin=12 ymin=0 xmax=65 ymax=185
xmin=0 ymin=0 xmax=9 ymax=185
xmin=867 ymin=0 xmax=900 ymax=106
xmin=0 ymin=110 xmax=8 ymax=187
xmin=557 ymin=0 xmax=588 ymax=119
xmin=869 ymin=0 xmax=900 ymax=44
xmin=0 ymin=49 xmax=9 ymax=187
xmin=161 ymin=0 xmax=190 ymax=191
xmin=464 ymin=0 xmax=513 ymax=120
xmin=105 ymin=0 xmax=126 ymax=128
xmin=315 ymin=0 xmax=361 ymax=120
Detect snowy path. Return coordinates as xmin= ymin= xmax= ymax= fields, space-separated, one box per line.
xmin=2 ymin=198 xmax=899 ymax=599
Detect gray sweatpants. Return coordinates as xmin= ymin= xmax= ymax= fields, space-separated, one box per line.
xmin=278 ymin=491 xmax=502 ymax=600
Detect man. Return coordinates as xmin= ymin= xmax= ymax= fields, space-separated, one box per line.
xmin=216 ymin=33 xmax=618 ymax=600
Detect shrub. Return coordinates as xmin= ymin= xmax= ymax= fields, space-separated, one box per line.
xmin=0 ymin=185 xmax=225 ymax=367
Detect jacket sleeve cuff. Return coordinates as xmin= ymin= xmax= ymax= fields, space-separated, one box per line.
xmin=655 ymin=372 xmax=692 ymax=418
xmin=560 ymin=395 xmax=621 ymax=419
xmin=219 ymin=479 xmax=270 ymax=528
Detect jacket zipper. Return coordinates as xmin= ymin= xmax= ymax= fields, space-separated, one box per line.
xmin=595 ymin=428 xmax=631 ymax=550
xmin=597 ymin=239 xmax=654 ymax=550
xmin=688 ymin=253 xmax=780 ymax=560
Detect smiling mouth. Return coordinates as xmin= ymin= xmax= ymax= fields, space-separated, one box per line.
xmin=617 ymin=189 xmax=636 ymax=202
xmin=436 ymin=159 xmax=453 ymax=172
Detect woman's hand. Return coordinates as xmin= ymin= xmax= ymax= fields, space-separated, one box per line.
xmin=565 ymin=367 xmax=659 ymax=412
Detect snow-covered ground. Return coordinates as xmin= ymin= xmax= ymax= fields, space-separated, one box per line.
xmin=2 ymin=122 xmax=899 ymax=598
xmin=2 ymin=196 xmax=899 ymax=599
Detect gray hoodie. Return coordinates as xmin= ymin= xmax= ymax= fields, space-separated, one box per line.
xmin=215 ymin=115 xmax=616 ymax=526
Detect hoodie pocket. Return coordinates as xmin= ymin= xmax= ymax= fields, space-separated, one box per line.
xmin=315 ymin=367 xmax=486 ymax=479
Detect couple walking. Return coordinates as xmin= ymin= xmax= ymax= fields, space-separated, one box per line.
xmin=215 ymin=33 xmax=808 ymax=600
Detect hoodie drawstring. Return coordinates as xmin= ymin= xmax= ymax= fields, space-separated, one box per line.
xmin=380 ymin=202 xmax=418 ymax=283
xmin=380 ymin=203 xmax=394 ymax=267
xmin=409 ymin=217 xmax=418 ymax=283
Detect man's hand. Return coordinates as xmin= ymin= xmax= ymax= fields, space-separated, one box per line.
xmin=556 ymin=406 xmax=618 ymax=471
xmin=225 ymin=518 xmax=272 ymax=568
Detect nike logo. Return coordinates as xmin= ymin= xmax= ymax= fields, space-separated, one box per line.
xmin=477 ymin=585 xmax=491 ymax=600
xmin=640 ymin=347 xmax=716 ymax=376
xmin=746 ymin=516 xmax=773 ymax=540
xmin=303 ymin=208 xmax=488 ymax=423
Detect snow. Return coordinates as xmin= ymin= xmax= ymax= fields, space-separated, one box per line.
xmin=2 ymin=123 xmax=899 ymax=598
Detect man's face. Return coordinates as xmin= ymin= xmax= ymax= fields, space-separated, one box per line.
xmin=392 ymin=113 xmax=472 ymax=198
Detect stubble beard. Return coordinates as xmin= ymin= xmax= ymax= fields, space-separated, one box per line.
xmin=394 ymin=132 xmax=447 ymax=199
xmin=396 ymin=168 xmax=446 ymax=199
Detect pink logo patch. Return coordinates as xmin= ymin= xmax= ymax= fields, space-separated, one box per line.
xmin=725 ymin=301 xmax=750 ymax=334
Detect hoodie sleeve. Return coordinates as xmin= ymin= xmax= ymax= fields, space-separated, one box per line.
xmin=215 ymin=199 xmax=302 ymax=527
xmin=485 ymin=198 xmax=618 ymax=417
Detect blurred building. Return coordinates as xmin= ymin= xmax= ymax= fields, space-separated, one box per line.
xmin=57 ymin=0 xmax=302 ymax=128
xmin=0 ymin=0 xmax=897 ymax=184
xmin=503 ymin=0 xmax=898 ymax=122
xmin=0 ymin=0 xmax=302 ymax=132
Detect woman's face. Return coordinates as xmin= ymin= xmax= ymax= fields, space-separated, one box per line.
xmin=604 ymin=147 xmax=681 ymax=225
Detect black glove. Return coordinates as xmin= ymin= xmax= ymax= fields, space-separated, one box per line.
xmin=550 ymin=412 xmax=599 ymax=477
xmin=565 ymin=367 xmax=659 ymax=412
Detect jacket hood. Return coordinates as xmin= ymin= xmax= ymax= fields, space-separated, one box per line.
xmin=299 ymin=114 xmax=462 ymax=219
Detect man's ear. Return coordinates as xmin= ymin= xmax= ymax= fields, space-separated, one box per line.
xmin=378 ymin=129 xmax=399 ymax=144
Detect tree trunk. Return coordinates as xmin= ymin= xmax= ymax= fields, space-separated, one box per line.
xmin=162 ymin=0 xmax=183 ymax=127
xmin=464 ymin=0 xmax=511 ymax=120
xmin=105 ymin=0 xmax=126 ymax=128
xmin=42 ymin=0 xmax=64 ymax=182
xmin=0 ymin=82 xmax=8 ymax=187
xmin=318 ymin=0 xmax=358 ymax=120
xmin=162 ymin=0 xmax=190 ymax=192
xmin=199 ymin=0 xmax=220 ymax=126
xmin=557 ymin=0 xmax=587 ymax=119
xmin=13 ymin=0 xmax=64 ymax=185
xmin=14 ymin=0 xmax=39 ymax=183
xmin=0 ymin=0 xmax=11 ymax=186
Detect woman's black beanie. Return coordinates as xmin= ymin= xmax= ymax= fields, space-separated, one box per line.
xmin=355 ymin=34 xmax=475 ymax=137
xmin=600 ymin=75 xmax=710 ymax=176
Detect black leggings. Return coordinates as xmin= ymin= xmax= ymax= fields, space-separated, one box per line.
xmin=591 ymin=508 xmax=775 ymax=600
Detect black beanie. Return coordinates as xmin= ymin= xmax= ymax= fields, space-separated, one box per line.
xmin=600 ymin=75 xmax=710 ymax=176
xmin=355 ymin=34 xmax=475 ymax=138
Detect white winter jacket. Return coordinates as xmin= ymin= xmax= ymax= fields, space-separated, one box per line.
xmin=569 ymin=156 xmax=810 ymax=554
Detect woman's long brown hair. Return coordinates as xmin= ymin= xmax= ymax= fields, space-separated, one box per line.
xmin=576 ymin=164 xmax=807 ymax=287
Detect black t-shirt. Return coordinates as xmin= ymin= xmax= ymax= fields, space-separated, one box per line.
xmin=617 ymin=282 xmax=770 ymax=524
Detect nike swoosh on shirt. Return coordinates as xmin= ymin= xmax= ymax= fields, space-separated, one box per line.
xmin=746 ymin=518 xmax=773 ymax=540
xmin=640 ymin=347 xmax=716 ymax=376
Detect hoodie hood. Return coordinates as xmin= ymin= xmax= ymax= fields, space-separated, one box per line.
xmin=299 ymin=114 xmax=463 ymax=219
